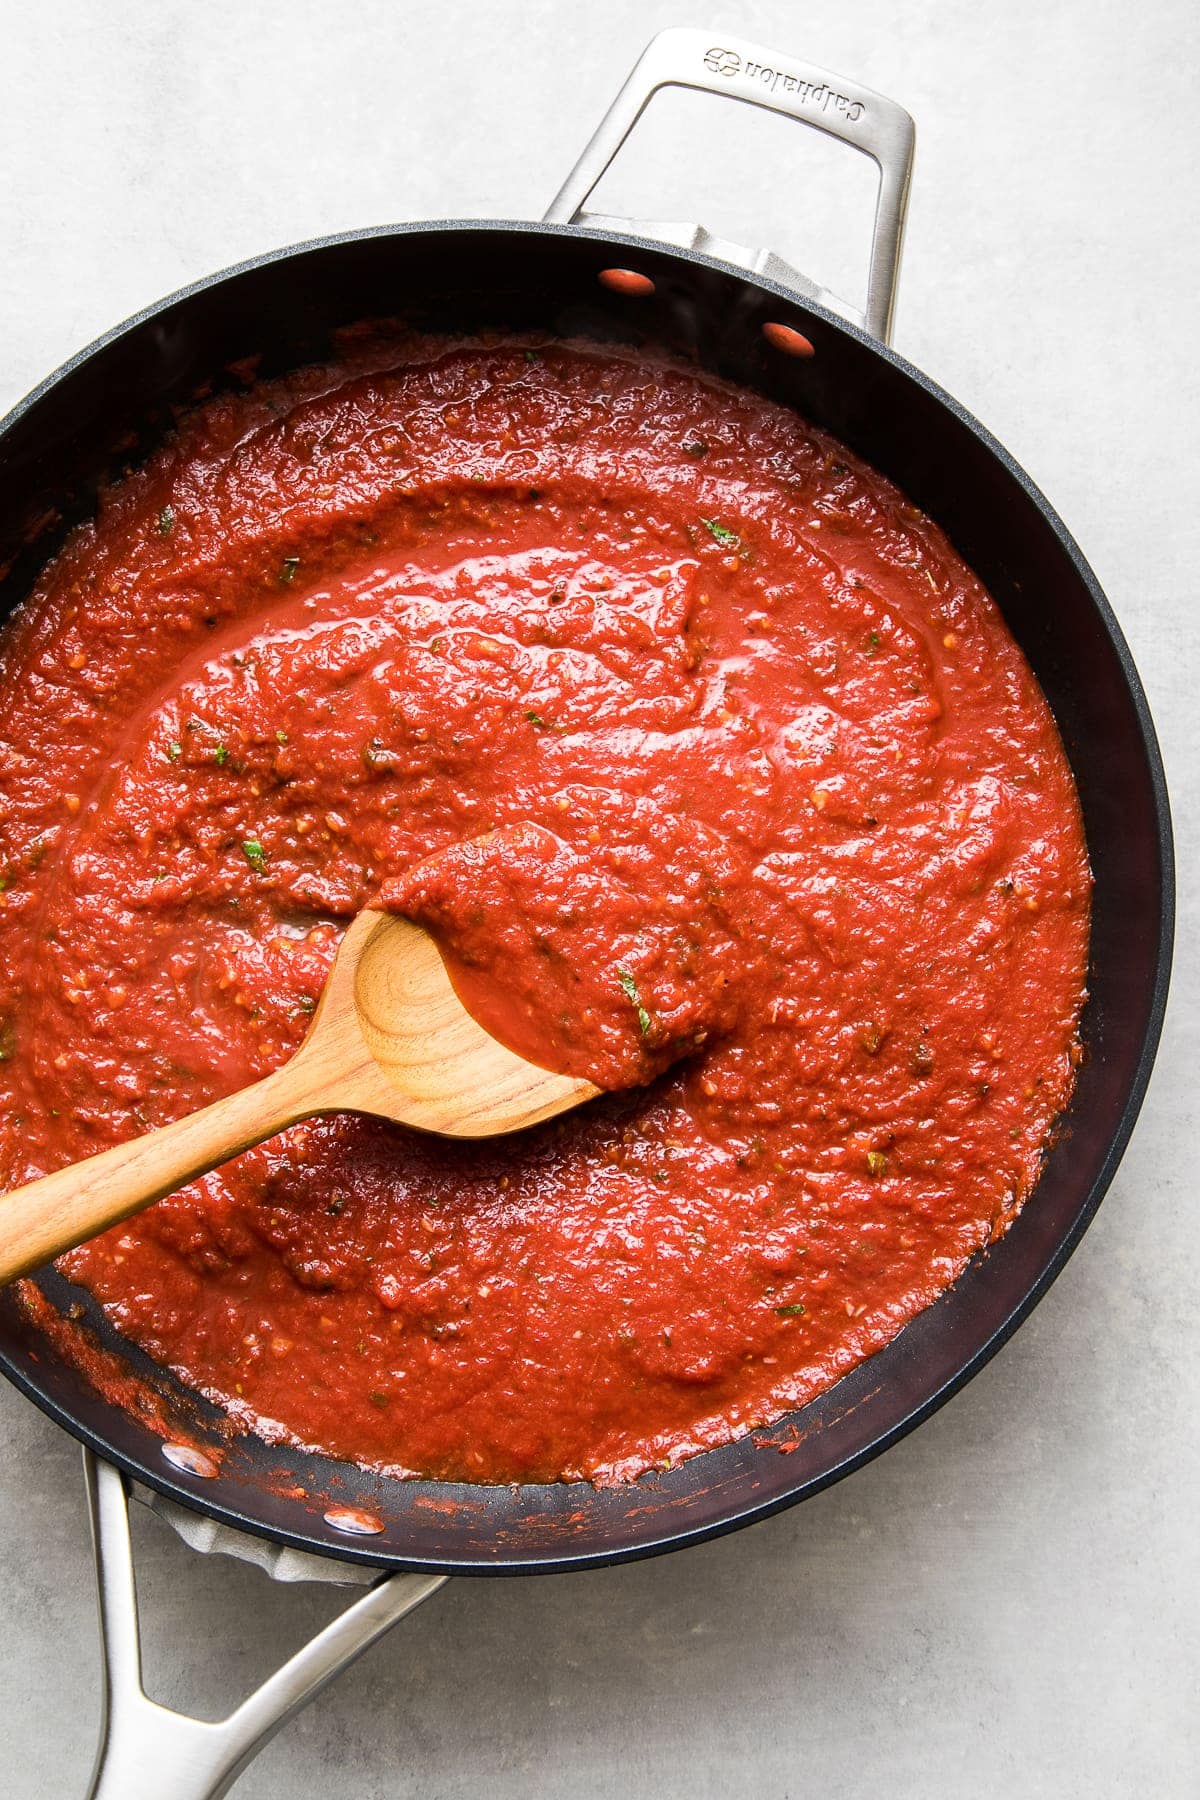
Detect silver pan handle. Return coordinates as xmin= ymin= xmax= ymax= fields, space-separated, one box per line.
xmin=545 ymin=27 xmax=915 ymax=344
xmin=83 ymin=1452 xmax=446 ymax=1800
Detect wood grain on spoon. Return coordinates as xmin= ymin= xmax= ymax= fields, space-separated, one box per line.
xmin=0 ymin=911 xmax=599 ymax=1286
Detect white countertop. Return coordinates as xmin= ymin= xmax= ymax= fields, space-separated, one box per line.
xmin=1 ymin=1 xmax=1196 ymax=1794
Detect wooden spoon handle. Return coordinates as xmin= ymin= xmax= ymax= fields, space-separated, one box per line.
xmin=0 ymin=1061 xmax=309 ymax=1286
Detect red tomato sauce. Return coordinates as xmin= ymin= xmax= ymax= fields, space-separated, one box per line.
xmin=0 ymin=335 xmax=1090 ymax=1484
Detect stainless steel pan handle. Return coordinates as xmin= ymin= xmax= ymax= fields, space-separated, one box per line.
xmin=545 ymin=26 xmax=916 ymax=343
xmin=83 ymin=1453 xmax=446 ymax=1800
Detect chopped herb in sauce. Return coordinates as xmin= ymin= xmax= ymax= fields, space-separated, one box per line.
xmin=701 ymin=517 xmax=739 ymax=547
xmin=866 ymin=1150 xmax=889 ymax=1178
xmin=165 ymin=740 xmax=182 ymax=763
xmin=213 ymin=744 xmax=230 ymax=767
xmin=241 ymin=839 xmax=268 ymax=872
xmin=280 ymin=557 xmax=300 ymax=584
xmin=616 ymin=965 xmax=653 ymax=1038
xmin=775 ymin=1302 xmax=806 ymax=1318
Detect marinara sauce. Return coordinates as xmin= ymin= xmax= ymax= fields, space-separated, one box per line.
xmin=0 ymin=336 xmax=1090 ymax=1484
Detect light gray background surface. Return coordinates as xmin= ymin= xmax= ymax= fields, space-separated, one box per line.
xmin=0 ymin=2 xmax=1195 ymax=1795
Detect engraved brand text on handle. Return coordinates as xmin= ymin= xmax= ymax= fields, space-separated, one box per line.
xmin=702 ymin=47 xmax=866 ymax=123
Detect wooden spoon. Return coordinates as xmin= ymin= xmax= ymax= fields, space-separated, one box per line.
xmin=0 ymin=911 xmax=599 ymax=1286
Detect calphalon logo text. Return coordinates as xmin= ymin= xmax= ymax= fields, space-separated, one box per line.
xmin=702 ymin=46 xmax=865 ymax=122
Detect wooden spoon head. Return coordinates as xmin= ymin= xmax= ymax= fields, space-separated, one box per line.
xmin=304 ymin=911 xmax=599 ymax=1138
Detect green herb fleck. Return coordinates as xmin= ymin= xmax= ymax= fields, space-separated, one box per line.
xmin=280 ymin=556 xmax=300 ymax=584
xmin=524 ymin=349 xmax=540 ymax=363
xmin=297 ymin=994 xmax=317 ymax=1015
xmin=156 ymin=504 xmax=175 ymax=537
xmin=275 ymin=727 xmax=289 ymax=746
xmin=775 ymin=1302 xmax=806 ymax=1318
xmin=866 ymin=1149 xmax=889 ymax=1178
xmin=241 ymin=839 xmax=268 ymax=873
xmin=165 ymin=740 xmax=182 ymax=763
xmin=616 ymin=965 xmax=652 ymax=1038
xmin=213 ymin=744 xmax=230 ymax=767
xmin=701 ymin=517 xmax=739 ymax=547
xmin=864 ymin=630 xmax=881 ymax=656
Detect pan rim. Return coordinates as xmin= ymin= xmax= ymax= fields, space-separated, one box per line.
xmin=0 ymin=218 xmax=1175 ymax=1573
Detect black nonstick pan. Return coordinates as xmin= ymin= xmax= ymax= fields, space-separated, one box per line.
xmin=0 ymin=30 xmax=1172 ymax=1799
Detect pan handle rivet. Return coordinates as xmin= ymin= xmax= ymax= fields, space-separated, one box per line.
xmin=324 ymin=1504 xmax=385 ymax=1536
xmin=598 ymin=267 xmax=655 ymax=297
xmin=162 ymin=1442 xmax=219 ymax=1478
xmin=762 ymin=322 xmax=815 ymax=357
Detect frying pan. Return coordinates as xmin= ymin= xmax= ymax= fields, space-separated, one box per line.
xmin=0 ymin=28 xmax=1173 ymax=1799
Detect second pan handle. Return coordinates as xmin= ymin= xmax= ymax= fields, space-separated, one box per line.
xmin=83 ymin=1452 xmax=446 ymax=1800
xmin=545 ymin=27 xmax=916 ymax=344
